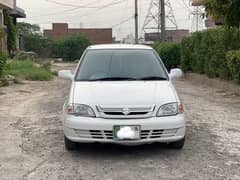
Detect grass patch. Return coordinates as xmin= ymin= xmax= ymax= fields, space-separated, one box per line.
xmin=4 ymin=60 xmax=53 ymax=81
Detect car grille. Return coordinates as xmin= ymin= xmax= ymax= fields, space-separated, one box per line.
xmin=96 ymin=105 xmax=155 ymax=119
xmin=74 ymin=129 xmax=178 ymax=140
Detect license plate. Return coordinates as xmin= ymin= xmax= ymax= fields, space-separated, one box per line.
xmin=113 ymin=125 xmax=140 ymax=140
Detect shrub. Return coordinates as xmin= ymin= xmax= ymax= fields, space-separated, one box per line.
xmin=181 ymin=37 xmax=193 ymax=72
xmin=24 ymin=34 xmax=52 ymax=58
xmin=0 ymin=51 xmax=8 ymax=77
xmin=14 ymin=51 xmax=37 ymax=61
xmin=4 ymin=10 xmax=16 ymax=56
xmin=4 ymin=60 xmax=53 ymax=81
xmin=181 ymin=27 xmax=240 ymax=80
xmin=51 ymin=34 xmax=91 ymax=61
xmin=153 ymin=42 xmax=181 ymax=71
xmin=226 ymin=50 xmax=240 ymax=83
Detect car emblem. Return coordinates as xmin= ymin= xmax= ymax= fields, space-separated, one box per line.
xmin=122 ymin=107 xmax=130 ymax=115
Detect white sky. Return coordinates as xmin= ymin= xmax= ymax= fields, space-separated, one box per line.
xmin=17 ymin=0 xmax=196 ymax=40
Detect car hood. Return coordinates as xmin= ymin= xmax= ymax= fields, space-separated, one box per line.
xmin=72 ymin=81 xmax=177 ymax=106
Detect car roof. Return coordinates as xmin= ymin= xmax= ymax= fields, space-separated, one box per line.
xmin=87 ymin=44 xmax=153 ymax=50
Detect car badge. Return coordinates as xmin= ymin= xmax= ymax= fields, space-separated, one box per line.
xmin=122 ymin=107 xmax=130 ymax=115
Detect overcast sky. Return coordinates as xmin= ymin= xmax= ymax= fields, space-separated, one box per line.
xmin=17 ymin=0 xmax=197 ymax=40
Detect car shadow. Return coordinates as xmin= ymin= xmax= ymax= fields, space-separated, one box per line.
xmin=68 ymin=142 xmax=181 ymax=158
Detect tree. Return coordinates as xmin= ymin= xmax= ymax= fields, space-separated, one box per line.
xmin=4 ymin=10 xmax=16 ymax=55
xmin=204 ymin=0 xmax=240 ymax=28
xmin=16 ymin=22 xmax=40 ymax=36
xmin=16 ymin=22 xmax=50 ymax=57
xmin=51 ymin=35 xmax=91 ymax=61
xmin=24 ymin=34 xmax=52 ymax=58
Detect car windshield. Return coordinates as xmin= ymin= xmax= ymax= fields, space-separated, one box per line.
xmin=75 ymin=49 xmax=168 ymax=81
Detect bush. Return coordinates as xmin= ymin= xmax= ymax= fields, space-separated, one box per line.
xmin=181 ymin=27 xmax=240 ymax=80
xmin=153 ymin=42 xmax=181 ymax=71
xmin=226 ymin=50 xmax=240 ymax=83
xmin=4 ymin=60 xmax=53 ymax=81
xmin=4 ymin=10 xmax=16 ymax=56
xmin=0 ymin=51 xmax=8 ymax=77
xmin=181 ymin=37 xmax=193 ymax=72
xmin=24 ymin=34 xmax=52 ymax=58
xmin=14 ymin=51 xmax=37 ymax=61
xmin=51 ymin=34 xmax=91 ymax=61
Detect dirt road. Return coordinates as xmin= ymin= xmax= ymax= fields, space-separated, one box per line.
xmin=0 ymin=63 xmax=239 ymax=180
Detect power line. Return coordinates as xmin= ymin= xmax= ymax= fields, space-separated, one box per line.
xmin=45 ymin=0 xmax=126 ymax=9
xmin=180 ymin=0 xmax=191 ymax=11
xmin=175 ymin=0 xmax=192 ymax=13
xmin=30 ymin=0 xmax=100 ymax=18
xmin=23 ymin=0 xmax=133 ymax=39
xmin=112 ymin=16 xmax=134 ymax=28
xmin=45 ymin=0 xmax=99 ymax=8
xmin=30 ymin=7 xmax=81 ymax=18
xmin=27 ymin=0 xmax=131 ymax=27
xmin=117 ymin=0 xmax=130 ymax=36
xmin=34 ymin=0 xmax=127 ymax=20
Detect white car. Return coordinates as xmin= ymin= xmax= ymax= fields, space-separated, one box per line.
xmin=59 ymin=44 xmax=185 ymax=150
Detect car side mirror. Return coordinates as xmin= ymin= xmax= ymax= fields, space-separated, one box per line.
xmin=58 ymin=70 xmax=74 ymax=80
xmin=169 ymin=68 xmax=183 ymax=80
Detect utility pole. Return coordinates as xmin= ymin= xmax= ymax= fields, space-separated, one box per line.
xmin=142 ymin=0 xmax=177 ymax=42
xmin=160 ymin=0 xmax=166 ymax=42
xmin=196 ymin=6 xmax=199 ymax=31
xmin=191 ymin=6 xmax=204 ymax=32
xmin=157 ymin=0 xmax=161 ymax=41
xmin=135 ymin=0 xmax=139 ymax=44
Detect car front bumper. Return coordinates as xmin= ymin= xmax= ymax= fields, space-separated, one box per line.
xmin=63 ymin=114 xmax=185 ymax=145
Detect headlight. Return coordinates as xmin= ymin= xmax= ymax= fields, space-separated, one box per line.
xmin=66 ymin=104 xmax=96 ymax=117
xmin=157 ymin=102 xmax=183 ymax=117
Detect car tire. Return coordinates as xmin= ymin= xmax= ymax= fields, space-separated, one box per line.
xmin=64 ymin=136 xmax=77 ymax=150
xmin=169 ymin=137 xmax=185 ymax=149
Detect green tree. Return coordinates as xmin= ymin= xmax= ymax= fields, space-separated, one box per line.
xmin=24 ymin=34 xmax=52 ymax=58
xmin=4 ymin=10 xmax=16 ymax=55
xmin=51 ymin=35 xmax=91 ymax=61
xmin=16 ymin=22 xmax=51 ymax=57
xmin=16 ymin=22 xmax=40 ymax=35
xmin=153 ymin=42 xmax=181 ymax=71
xmin=0 ymin=51 xmax=8 ymax=77
xmin=204 ymin=0 xmax=240 ymax=27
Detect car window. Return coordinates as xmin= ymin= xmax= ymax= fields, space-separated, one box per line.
xmin=75 ymin=49 xmax=168 ymax=81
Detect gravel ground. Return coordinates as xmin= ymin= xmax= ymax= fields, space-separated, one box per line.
xmin=0 ymin=63 xmax=239 ymax=180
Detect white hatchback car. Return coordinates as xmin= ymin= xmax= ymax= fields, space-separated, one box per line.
xmin=59 ymin=44 xmax=185 ymax=150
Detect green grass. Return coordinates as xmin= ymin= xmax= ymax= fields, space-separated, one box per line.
xmin=4 ymin=60 xmax=53 ymax=81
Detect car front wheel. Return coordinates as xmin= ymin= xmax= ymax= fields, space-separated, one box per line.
xmin=64 ymin=136 xmax=77 ymax=150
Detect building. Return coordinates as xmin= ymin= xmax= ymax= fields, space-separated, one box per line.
xmin=0 ymin=0 xmax=26 ymax=51
xmin=145 ymin=29 xmax=189 ymax=43
xmin=10 ymin=6 xmax=26 ymax=50
xmin=192 ymin=0 xmax=223 ymax=28
xmin=0 ymin=0 xmax=15 ymax=9
xmin=44 ymin=23 xmax=112 ymax=45
xmin=0 ymin=0 xmax=15 ymax=51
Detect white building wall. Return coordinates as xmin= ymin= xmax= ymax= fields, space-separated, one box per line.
xmin=0 ymin=0 xmax=15 ymax=9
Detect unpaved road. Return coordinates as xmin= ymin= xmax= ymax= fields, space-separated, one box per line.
xmin=0 ymin=63 xmax=240 ymax=180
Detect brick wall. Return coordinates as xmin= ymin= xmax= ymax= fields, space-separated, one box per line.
xmin=165 ymin=30 xmax=189 ymax=42
xmin=44 ymin=23 xmax=112 ymax=44
xmin=145 ymin=29 xmax=189 ymax=42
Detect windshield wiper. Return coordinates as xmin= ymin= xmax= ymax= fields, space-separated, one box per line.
xmin=89 ymin=77 xmax=137 ymax=81
xmin=138 ymin=76 xmax=167 ymax=81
